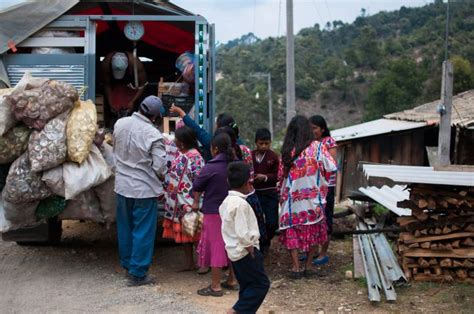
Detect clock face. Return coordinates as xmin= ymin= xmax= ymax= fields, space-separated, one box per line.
xmin=124 ymin=21 xmax=145 ymax=41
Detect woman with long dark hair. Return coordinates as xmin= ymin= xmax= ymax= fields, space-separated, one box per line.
xmin=163 ymin=126 xmax=205 ymax=271
xmin=192 ymin=133 xmax=236 ymax=296
xmin=279 ymin=116 xmax=337 ymax=279
xmin=309 ymin=115 xmax=337 ymax=266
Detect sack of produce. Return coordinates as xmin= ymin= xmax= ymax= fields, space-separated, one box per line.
xmin=100 ymin=142 xmax=115 ymax=173
xmin=59 ymin=190 xmax=104 ymax=223
xmin=67 ymin=100 xmax=97 ymax=164
xmin=63 ymin=144 xmax=112 ymax=200
xmin=94 ymin=177 xmax=115 ymax=227
xmin=0 ymin=73 xmax=47 ymax=136
xmin=36 ymin=195 xmax=67 ymax=219
xmin=5 ymin=79 xmax=78 ymax=130
xmin=0 ymin=124 xmax=31 ymax=164
xmin=0 ymin=88 xmax=15 ymax=136
xmin=41 ymin=166 xmax=65 ymax=197
xmin=2 ymin=189 xmax=39 ymax=230
xmin=3 ymin=153 xmax=52 ymax=204
xmin=28 ymin=110 xmax=69 ymax=172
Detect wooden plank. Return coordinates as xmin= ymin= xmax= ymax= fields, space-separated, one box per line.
xmin=402 ymin=248 xmax=474 ymax=258
xmin=401 ymin=232 xmax=474 ymax=244
xmin=352 ymin=235 xmax=364 ymax=279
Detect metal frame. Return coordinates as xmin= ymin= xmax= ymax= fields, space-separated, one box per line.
xmin=88 ymin=15 xmax=206 ymax=22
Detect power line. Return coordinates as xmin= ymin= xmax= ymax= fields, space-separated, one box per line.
xmin=444 ymin=0 xmax=450 ymax=61
xmin=252 ymin=0 xmax=257 ymax=35
xmin=324 ymin=0 xmax=333 ymax=22
xmin=311 ymin=0 xmax=324 ymax=26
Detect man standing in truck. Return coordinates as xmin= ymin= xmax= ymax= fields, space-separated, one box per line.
xmin=101 ymin=51 xmax=148 ymax=127
xmin=113 ymin=95 xmax=167 ymax=286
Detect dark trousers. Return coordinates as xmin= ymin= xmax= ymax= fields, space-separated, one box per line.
xmin=325 ymin=187 xmax=335 ymax=235
xmin=256 ymin=191 xmax=279 ymax=249
xmin=116 ymin=194 xmax=158 ymax=278
xmin=231 ymin=249 xmax=270 ymax=314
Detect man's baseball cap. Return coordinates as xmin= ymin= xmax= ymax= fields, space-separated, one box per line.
xmin=111 ymin=52 xmax=128 ymax=79
xmin=140 ymin=96 xmax=165 ymax=117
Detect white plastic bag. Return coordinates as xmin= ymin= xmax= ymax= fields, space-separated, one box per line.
xmin=41 ymin=166 xmax=65 ymax=197
xmin=94 ymin=177 xmax=116 ymax=226
xmin=28 ymin=110 xmax=69 ymax=172
xmin=63 ymin=144 xmax=112 ymax=200
xmin=59 ymin=190 xmax=104 ymax=223
xmin=3 ymin=153 xmax=52 ymax=204
xmin=67 ymin=100 xmax=97 ymax=164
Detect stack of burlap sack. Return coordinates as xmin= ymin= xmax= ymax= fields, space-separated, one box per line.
xmin=0 ymin=73 xmax=116 ymax=233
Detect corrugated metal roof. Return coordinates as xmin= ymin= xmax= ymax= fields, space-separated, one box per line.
xmin=385 ymin=89 xmax=474 ymax=128
xmin=362 ymin=164 xmax=474 ymax=187
xmin=332 ymin=118 xmax=427 ymax=142
xmin=359 ymin=185 xmax=411 ymax=216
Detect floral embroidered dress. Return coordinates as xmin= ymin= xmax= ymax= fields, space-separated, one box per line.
xmin=279 ymin=140 xmax=337 ymax=252
xmin=163 ymin=148 xmax=205 ymax=243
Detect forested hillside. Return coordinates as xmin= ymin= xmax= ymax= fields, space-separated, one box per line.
xmin=215 ymin=0 xmax=474 ymax=143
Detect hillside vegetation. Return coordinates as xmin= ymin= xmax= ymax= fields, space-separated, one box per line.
xmin=215 ymin=0 xmax=474 ymax=143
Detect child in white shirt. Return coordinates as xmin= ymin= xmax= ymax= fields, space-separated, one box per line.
xmin=219 ymin=161 xmax=270 ymax=314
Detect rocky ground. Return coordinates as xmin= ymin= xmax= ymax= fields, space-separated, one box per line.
xmin=0 ymin=220 xmax=473 ymax=313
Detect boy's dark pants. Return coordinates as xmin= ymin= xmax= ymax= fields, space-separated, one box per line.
xmin=256 ymin=191 xmax=279 ymax=249
xmin=231 ymin=249 xmax=270 ymax=314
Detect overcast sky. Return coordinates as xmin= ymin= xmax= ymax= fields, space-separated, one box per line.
xmin=1 ymin=0 xmax=433 ymax=43
xmin=174 ymin=0 xmax=432 ymax=43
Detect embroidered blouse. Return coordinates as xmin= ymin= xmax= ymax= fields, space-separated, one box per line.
xmin=321 ymin=136 xmax=338 ymax=187
xmin=278 ymin=140 xmax=337 ymax=230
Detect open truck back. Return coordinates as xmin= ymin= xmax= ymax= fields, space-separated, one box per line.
xmin=0 ymin=0 xmax=216 ymax=244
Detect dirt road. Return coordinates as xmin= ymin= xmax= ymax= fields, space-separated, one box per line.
xmin=0 ymin=221 xmax=473 ymax=313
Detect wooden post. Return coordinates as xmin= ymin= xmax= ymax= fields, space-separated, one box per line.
xmin=438 ymin=61 xmax=453 ymax=166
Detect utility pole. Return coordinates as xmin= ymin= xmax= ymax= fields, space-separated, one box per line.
xmin=438 ymin=0 xmax=453 ymax=166
xmin=286 ymin=0 xmax=296 ymax=124
xmin=251 ymin=73 xmax=273 ymax=136
xmin=437 ymin=61 xmax=453 ymax=166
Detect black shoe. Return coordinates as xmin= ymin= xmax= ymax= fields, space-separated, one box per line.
xmin=127 ymin=274 xmax=156 ymax=287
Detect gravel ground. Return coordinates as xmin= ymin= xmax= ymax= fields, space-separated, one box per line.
xmin=1 ymin=220 xmax=473 ymax=313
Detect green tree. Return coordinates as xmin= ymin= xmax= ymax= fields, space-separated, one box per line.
xmin=451 ymin=56 xmax=474 ymax=95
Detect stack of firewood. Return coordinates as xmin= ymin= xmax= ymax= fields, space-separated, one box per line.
xmin=397 ymin=184 xmax=474 ymax=283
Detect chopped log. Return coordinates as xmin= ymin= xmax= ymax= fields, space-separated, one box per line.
xmin=418 ymin=258 xmax=430 ymax=267
xmin=453 ymin=260 xmax=464 ymax=267
xmin=413 ymin=267 xmax=418 ymax=275
xmin=442 ymin=226 xmax=451 ymax=234
xmin=459 ymin=190 xmax=468 ymax=197
xmin=469 ymin=271 xmax=474 ymax=278
xmin=403 ymin=257 xmax=416 ymax=264
xmin=429 ymin=258 xmax=438 ymax=265
xmin=445 ymin=197 xmax=460 ymax=206
xmin=462 ymin=238 xmax=474 ymax=247
xmin=414 ymin=230 xmax=422 ymax=237
xmin=428 ymin=198 xmax=437 ymax=210
xmin=409 ymin=243 xmax=420 ymax=249
xmin=420 ymin=229 xmax=428 ymax=235
xmin=456 ymin=269 xmax=468 ymax=279
xmin=439 ymin=200 xmax=449 ymax=208
xmin=440 ymin=258 xmax=453 ymax=267
xmin=438 ymin=243 xmax=447 ymax=250
xmin=420 ymin=242 xmax=431 ymax=249
xmin=404 ymin=268 xmax=412 ymax=279
xmin=413 ymin=208 xmax=429 ymax=221
xmin=435 ymin=228 xmax=443 ymax=235
xmin=463 ymin=260 xmax=474 ymax=268
xmin=400 ymin=232 xmax=474 ymax=244
xmin=465 ymin=224 xmax=474 ymax=232
xmin=431 ymin=243 xmax=439 ymax=249
xmin=452 ymin=240 xmax=461 ymax=248
xmin=434 ymin=266 xmax=443 ymax=275
xmin=445 ymin=243 xmax=453 ymax=250
xmin=423 ymin=268 xmax=431 ymax=275
xmin=428 ymin=228 xmax=435 ymax=235
xmin=452 ymin=225 xmax=461 ymax=232
xmin=397 ymin=216 xmax=418 ymax=227
xmin=402 ymin=248 xmax=474 ymax=258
